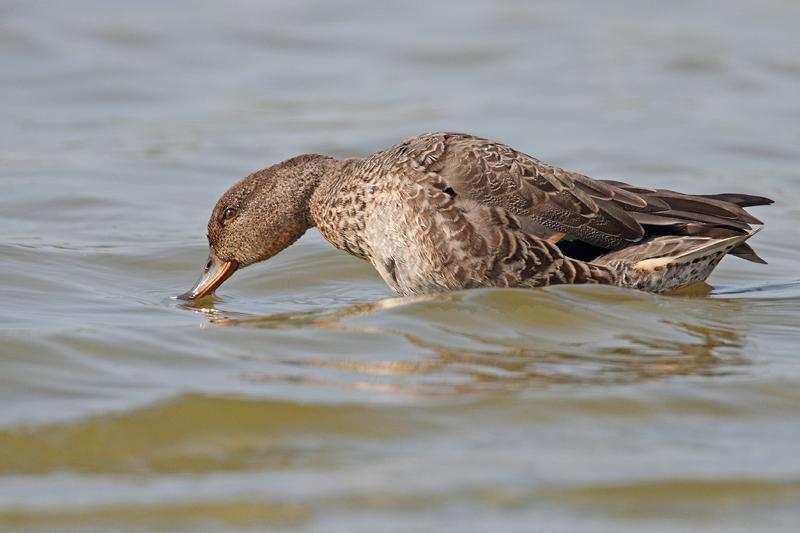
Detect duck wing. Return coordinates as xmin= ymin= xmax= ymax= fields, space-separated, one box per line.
xmin=398 ymin=132 xmax=771 ymax=252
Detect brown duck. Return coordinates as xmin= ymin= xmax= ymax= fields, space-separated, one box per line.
xmin=179 ymin=132 xmax=772 ymax=300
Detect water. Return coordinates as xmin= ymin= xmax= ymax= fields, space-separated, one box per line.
xmin=2 ymin=0 xmax=800 ymax=530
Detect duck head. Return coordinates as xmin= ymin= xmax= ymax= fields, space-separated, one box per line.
xmin=178 ymin=154 xmax=334 ymax=300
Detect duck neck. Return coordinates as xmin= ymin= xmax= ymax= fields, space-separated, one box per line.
xmin=308 ymin=158 xmax=370 ymax=259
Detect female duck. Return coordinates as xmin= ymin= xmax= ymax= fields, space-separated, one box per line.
xmin=180 ymin=132 xmax=771 ymax=300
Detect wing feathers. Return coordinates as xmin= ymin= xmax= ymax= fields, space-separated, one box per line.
xmin=400 ymin=132 xmax=770 ymax=254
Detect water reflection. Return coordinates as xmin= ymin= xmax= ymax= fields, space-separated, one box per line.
xmin=178 ymin=288 xmax=750 ymax=394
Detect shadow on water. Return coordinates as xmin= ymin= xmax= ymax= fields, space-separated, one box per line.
xmin=177 ymin=284 xmax=753 ymax=393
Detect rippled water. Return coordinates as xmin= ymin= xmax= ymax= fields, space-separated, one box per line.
xmin=2 ymin=0 xmax=800 ymax=531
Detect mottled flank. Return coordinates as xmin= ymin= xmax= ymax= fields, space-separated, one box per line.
xmin=188 ymin=132 xmax=772 ymax=298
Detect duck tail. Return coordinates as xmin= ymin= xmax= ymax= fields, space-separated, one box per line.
xmin=592 ymin=228 xmax=763 ymax=293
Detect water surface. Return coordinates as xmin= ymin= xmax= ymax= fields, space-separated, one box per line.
xmin=2 ymin=0 xmax=800 ymax=531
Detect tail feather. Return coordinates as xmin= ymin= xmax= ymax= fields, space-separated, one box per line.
xmin=729 ymin=242 xmax=767 ymax=264
xmin=570 ymin=179 xmax=772 ymax=290
xmin=592 ymin=228 xmax=763 ymax=292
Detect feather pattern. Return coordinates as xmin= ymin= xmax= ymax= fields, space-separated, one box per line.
xmin=308 ymin=132 xmax=772 ymax=295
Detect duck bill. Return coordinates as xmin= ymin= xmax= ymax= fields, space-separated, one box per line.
xmin=178 ymin=249 xmax=238 ymax=300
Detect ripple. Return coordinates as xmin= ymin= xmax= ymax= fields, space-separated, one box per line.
xmin=2 ymin=0 xmax=800 ymax=530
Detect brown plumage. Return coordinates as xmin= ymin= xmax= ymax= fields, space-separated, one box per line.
xmin=179 ymin=132 xmax=772 ymax=300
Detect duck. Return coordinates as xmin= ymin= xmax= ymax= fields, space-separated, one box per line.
xmin=179 ymin=132 xmax=772 ymax=300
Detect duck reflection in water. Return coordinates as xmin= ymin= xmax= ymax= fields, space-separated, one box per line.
xmin=177 ymin=286 xmax=750 ymax=395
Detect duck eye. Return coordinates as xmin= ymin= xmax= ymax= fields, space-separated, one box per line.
xmin=221 ymin=206 xmax=237 ymax=222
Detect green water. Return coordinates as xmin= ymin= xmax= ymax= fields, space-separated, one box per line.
xmin=2 ymin=1 xmax=800 ymax=531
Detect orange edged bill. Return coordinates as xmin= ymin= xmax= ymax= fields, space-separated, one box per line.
xmin=178 ymin=249 xmax=238 ymax=300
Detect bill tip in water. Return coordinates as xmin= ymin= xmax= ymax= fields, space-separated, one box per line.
xmin=175 ymin=290 xmax=199 ymax=301
xmin=178 ymin=251 xmax=238 ymax=301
